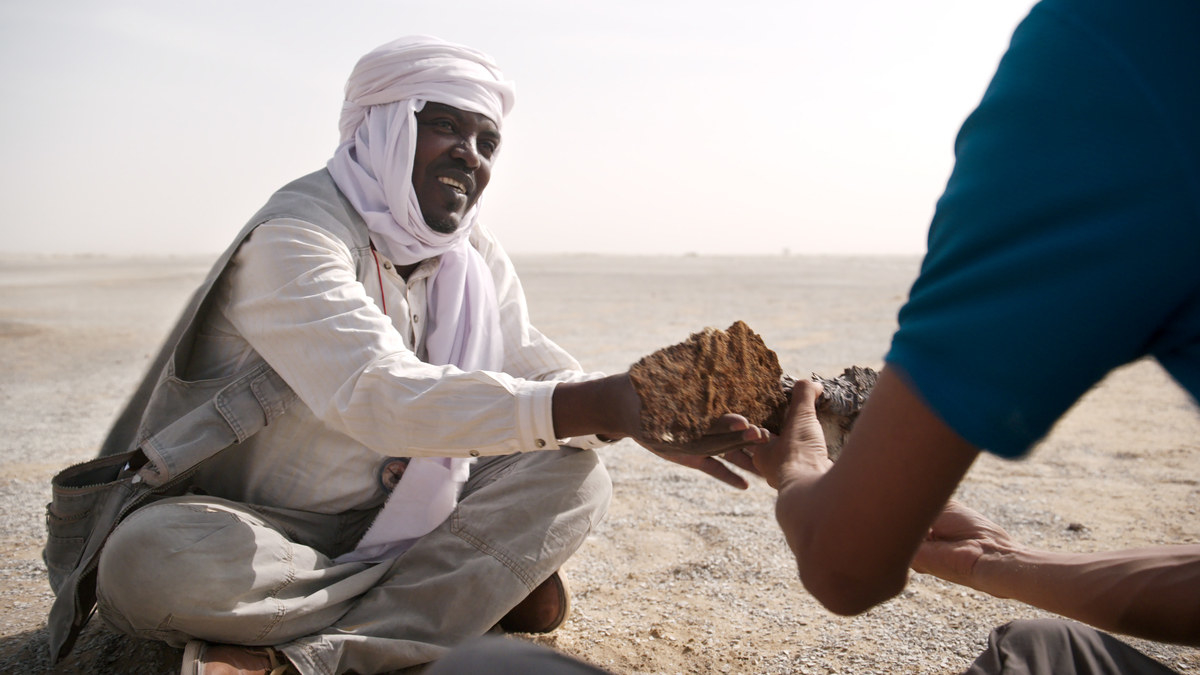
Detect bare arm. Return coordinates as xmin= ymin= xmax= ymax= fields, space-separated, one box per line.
xmin=760 ymin=367 xmax=1200 ymax=645
xmin=914 ymin=500 xmax=1200 ymax=645
xmin=553 ymin=373 xmax=767 ymax=489
xmin=753 ymin=366 xmax=978 ymax=614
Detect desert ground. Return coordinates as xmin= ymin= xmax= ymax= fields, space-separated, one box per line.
xmin=1 ymin=253 xmax=1198 ymax=674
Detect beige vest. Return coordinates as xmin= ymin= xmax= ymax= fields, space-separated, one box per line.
xmin=45 ymin=169 xmax=372 ymax=662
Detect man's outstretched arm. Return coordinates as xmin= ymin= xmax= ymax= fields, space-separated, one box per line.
xmin=552 ymin=373 xmax=767 ymax=489
xmin=759 ymin=368 xmax=1200 ymax=645
xmin=752 ymin=366 xmax=978 ymax=614
xmin=914 ymin=500 xmax=1200 ymax=646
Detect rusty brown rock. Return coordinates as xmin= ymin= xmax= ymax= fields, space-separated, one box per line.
xmin=628 ymin=321 xmax=877 ymax=458
xmin=629 ymin=321 xmax=788 ymax=444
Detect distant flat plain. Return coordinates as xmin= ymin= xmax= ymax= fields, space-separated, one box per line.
xmin=1 ymin=253 xmax=1197 ymax=673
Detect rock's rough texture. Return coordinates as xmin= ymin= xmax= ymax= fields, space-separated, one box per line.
xmin=796 ymin=365 xmax=879 ymax=459
xmin=629 ymin=321 xmax=788 ymax=444
xmin=629 ymin=321 xmax=877 ymax=458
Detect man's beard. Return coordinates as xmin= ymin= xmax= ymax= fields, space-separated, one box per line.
xmin=424 ymin=215 xmax=459 ymax=235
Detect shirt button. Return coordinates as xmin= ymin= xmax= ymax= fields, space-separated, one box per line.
xmin=469 ymin=449 xmax=480 ymax=457
xmin=535 ymin=439 xmax=546 ymax=448
xmin=412 ymin=315 xmax=419 ymax=323
xmin=383 ymin=261 xmax=393 ymax=270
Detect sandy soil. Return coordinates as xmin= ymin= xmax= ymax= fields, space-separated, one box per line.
xmin=2 ymin=253 xmax=1199 ymax=674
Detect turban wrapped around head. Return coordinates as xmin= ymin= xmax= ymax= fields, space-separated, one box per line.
xmin=328 ymin=35 xmax=516 ymax=269
xmin=336 ymin=37 xmax=515 ymax=145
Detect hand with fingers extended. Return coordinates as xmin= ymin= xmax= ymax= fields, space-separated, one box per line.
xmin=643 ymin=414 xmax=766 ymax=489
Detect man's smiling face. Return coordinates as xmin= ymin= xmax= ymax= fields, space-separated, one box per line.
xmin=411 ymin=102 xmax=501 ymax=234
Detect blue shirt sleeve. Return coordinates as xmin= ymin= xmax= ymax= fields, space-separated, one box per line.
xmin=885 ymin=0 xmax=1200 ymax=458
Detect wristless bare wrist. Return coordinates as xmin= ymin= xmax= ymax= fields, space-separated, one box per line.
xmin=552 ymin=373 xmax=640 ymax=440
xmin=970 ymin=544 xmax=1030 ymax=600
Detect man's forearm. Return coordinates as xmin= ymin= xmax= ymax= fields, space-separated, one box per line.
xmin=770 ymin=368 xmax=978 ymax=616
xmin=551 ymin=373 xmax=640 ymax=441
xmin=974 ymin=544 xmax=1200 ymax=645
xmin=774 ymin=470 xmax=911 ymax=616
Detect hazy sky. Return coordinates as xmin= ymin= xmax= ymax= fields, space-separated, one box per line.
xmin=0 ymin=0 xmax=1039 ymax=257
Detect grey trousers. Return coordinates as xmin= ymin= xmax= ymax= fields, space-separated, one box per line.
xmin=426 ymin=619 xmax=1183 ymax=675
xmin=964 ymin=619 xmax=1180 ymax=675
xmin=94 ymin=447 xmax=612 ymax=675
xmin=426 ymin=636 xmax=609 ymax=675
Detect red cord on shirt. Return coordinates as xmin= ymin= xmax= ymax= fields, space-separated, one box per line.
xmin=370 ymin=245 xmax=388 ymax=315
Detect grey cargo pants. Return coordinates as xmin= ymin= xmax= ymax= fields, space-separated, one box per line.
xmin=95 ymin=447 xmax=611 ymax=675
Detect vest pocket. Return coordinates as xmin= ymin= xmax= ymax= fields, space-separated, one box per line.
xmin=43 ymin=451 xmax=139 ymax=593
xmin=43 ymin=533 xmax=86 ymax=593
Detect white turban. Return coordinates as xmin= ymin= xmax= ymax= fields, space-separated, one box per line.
xmin=327 ymin=36 xmax=516 ymax=563
xmin=335 ymin=38 xmax=514 ymax=145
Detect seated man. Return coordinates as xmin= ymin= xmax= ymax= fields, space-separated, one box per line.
xmin=64 ymin=37 xmax=763 ymax=675
xmin=754 ymin=0 xmax=1200 ymax=672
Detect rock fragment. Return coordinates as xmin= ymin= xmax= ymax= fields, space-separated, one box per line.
xmin=795 ymin=365 xmax=879 ymax=459
xmin=628 ymin=321 xmax=877 ymax=458
xmin=629 ymin=321 xmax=787 ymax=445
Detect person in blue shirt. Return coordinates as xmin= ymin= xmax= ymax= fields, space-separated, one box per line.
xmin=756 ymin=0 xmax=1200 ymax=671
